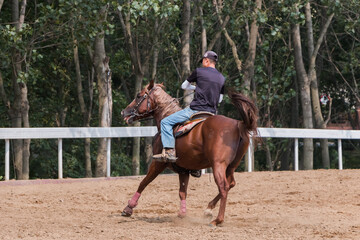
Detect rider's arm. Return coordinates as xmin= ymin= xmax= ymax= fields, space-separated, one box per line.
xmin=219 ymin=83 xmax=224 ymax=103
xmin=181 ymin=80 xmax=196 ymax=90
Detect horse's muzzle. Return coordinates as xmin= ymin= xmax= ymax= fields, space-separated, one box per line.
xmin=121 ymin=109 xmax=134 ymax=124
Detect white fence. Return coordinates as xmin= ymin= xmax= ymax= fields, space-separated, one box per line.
xmin=1 ymin=127 xmax=360 ymax=181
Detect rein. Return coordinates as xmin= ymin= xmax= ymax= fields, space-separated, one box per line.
xmin=131 ymin=88 xmax=194 ymax=122
xmin=175 ymin=91 xmax=194 ymax=102
xmin=157 ymin=91 xmax=194 ymax=107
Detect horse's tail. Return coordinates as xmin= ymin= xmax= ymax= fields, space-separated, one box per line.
xmin=228 ymin=90 xmax=258 ymax=138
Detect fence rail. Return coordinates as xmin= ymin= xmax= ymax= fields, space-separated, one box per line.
xmin=1 ymin=127 xmax=360 ymax=180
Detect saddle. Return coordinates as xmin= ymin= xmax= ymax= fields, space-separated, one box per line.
xmin=174 ymin=111 xmax=214 ymax=138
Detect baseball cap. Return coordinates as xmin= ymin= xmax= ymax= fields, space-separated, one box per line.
xmin=199 ymin=51 xmax=218 ymax=63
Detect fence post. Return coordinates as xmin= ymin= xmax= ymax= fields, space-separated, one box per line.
xmin=58 ymin=138 xmax=63 ymax=179
xmin=5 ymin=139 xmax=9 ymax=181
xmin=338 ymin=139 xmax=343 ymax=170
xmin=106 ymin=138 xmax=111 ymax=177
xmin=294 ymin=138 xmax=299 ymax=171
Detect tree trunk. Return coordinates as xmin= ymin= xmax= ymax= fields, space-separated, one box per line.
xmin=213 ymin=0 xmax=242 ymax=80
xmin=74 ymin=37 xmax=94 ymax=177
xmin=264 ymin=139 xmax=273 ymax=171
xmin=242 ymin=0 xmax=262 ymax=95
xmin=181 ymin=0 xmax=193 ymax=107
xmin=2 ymin=0 xmax=31 ymax=180
xmin=292 ymin=5 xmax=314 ymax=170
xmin=131 ymin=125 xmax=141 ymax=175
xmin=208 ymin=0 xmax=237 ymax=51
xmin=94 ymin=55 xmax=112 ymax=177
xmin=20 ymin=83 xmax=30 ymax=178
xmin=197 ymin=0 xmax=207 ymax=55
xmin=144 ymin=22 xmax=161 ymax=170
xmin=305 ymin=2 xmax=334 ymax=169
xmin=94 ymin=5 xmax=112 ymax=177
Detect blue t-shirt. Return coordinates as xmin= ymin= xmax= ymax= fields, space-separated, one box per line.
xmin=187 ymin=67 xmax=225 ymax=114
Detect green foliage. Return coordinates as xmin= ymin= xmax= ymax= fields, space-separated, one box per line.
xmin=0 ymin=0 xmax=359 ymax=178
xmin=111 ymin=151 xmax=133 ymax=176
xmin=113 ymin=0 xmax=180 ymax=19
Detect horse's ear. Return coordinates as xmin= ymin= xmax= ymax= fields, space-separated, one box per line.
xmin=148 ymin=80 xmax=154 ymax=90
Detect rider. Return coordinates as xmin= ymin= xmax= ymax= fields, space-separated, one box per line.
xmin=153 ymin=50 xmax=225 ymax=162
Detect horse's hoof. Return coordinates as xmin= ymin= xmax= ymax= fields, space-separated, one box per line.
xmin=121 ymin=205 xmax=133 ymax=217
xmin=203 ymin=209 xmax=213 ymax=218
xmin=121 ymin=211 xmax=131 ymax=217
xmin=208 ymin=222 xmax=216 ymax=228
xmin=209 ymin=220 xmax=223 ymax=227
xmin=177 ymin=211 xmax=186 ymax=218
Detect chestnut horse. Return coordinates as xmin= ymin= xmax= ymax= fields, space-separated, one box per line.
xmin=120 ymin=80 xmax=258 ymax=226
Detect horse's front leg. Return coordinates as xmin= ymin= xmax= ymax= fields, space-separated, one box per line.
xmin=122 ymin=161 xmax=167 ymax=217
xmin=178 ymin=172 xmax=190 ymax=218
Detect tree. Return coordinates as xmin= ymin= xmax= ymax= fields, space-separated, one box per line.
xmin=117 ymin=3 xmax=150 ymax=175
xmin=181 ymin=0 xmax=193 ymax=107
xmin=0 ymin=0 xmax=30 ymax=179
xmin=305 ymin=2 xmax=334 ymax=169
xmin=1 ymin=0 xmax=360 ymax=178
xmin=93 ymin=5 xmax=113 ymax=177
xmin=116 ymin=0 xmax=178 ymax=174
xmin=292 ymin=3 xmax=314 ymax=170
xmin=213 ymin=0 xmax=242 ymax=78
xmin=73 ymin=36 xmax=94 ymax=177
xmin=242 ymin=0 xmax=262 ymax=98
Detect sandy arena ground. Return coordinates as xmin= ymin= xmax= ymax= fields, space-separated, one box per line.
xmin=0 ymin=169 xmax=360 ymax=240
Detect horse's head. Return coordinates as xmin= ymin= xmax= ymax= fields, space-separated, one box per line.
xmin=121 ymin=80 xmax=158 ymax=124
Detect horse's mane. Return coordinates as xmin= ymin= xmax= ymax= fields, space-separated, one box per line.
xmin=151 ymin=83 xmax=182 ymax=119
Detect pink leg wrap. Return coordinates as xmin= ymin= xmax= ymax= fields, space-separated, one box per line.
xmin=180 ymin=200 xmax=186 ymax=213
xmin=128 ymin=192 xmax=141 ymax=208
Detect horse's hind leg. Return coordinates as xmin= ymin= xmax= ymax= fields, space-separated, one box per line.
xmin=205 ymin=135 xmax=248 ymax=222
xmin=178 ymin=173 xmax=190 ymax=218
xmin=122 ymin=161 xmax=167 ymax=217
xmin=209 ymin=164 xmax=230 ymax=226
xmin=204 ymin=170 xmax=236 ymax=218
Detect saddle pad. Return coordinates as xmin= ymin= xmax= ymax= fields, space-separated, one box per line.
xmin=190 ymin=111 xmax=214 ymax=120
xmin=173 ymin=111 xmax=214 ymax=138
xmin=174 ymin=118 xmax=206 ymax=138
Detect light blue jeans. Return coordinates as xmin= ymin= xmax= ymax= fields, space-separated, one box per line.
xmin=161 ymin=107 xmax=198 ymax=148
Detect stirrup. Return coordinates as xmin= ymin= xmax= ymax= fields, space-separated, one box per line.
xmin=190 ymin=170 xmax=202 ymax=178
xmin=153 ymin=149 xmax=177 ymax=163
xmin=153 ymin=149 xmax=166 ymax=159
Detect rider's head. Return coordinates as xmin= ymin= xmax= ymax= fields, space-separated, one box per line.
xmin=200 ymin=51 xmax=218 ymax=68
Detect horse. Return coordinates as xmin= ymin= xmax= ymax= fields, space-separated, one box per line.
xmin=120 ymin=80 xmax=258 ymax=226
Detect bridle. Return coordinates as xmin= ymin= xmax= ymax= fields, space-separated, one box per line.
xmin=128 ymin=86 xmax=194 ymax=121
xmin=130 ymin=87 xmax=158 ymax=118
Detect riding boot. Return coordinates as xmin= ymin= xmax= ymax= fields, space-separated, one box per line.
xmin=153 ymin=149 xmax=166 ymax=161
xmin=164 ymin=148 xmax=178 ymax=162
xmin=153 ymin=148 xmax=177 ymax=163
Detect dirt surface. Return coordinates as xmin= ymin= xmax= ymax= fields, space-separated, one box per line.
xmin=1 ymin=169 xmax=360 ymax=240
